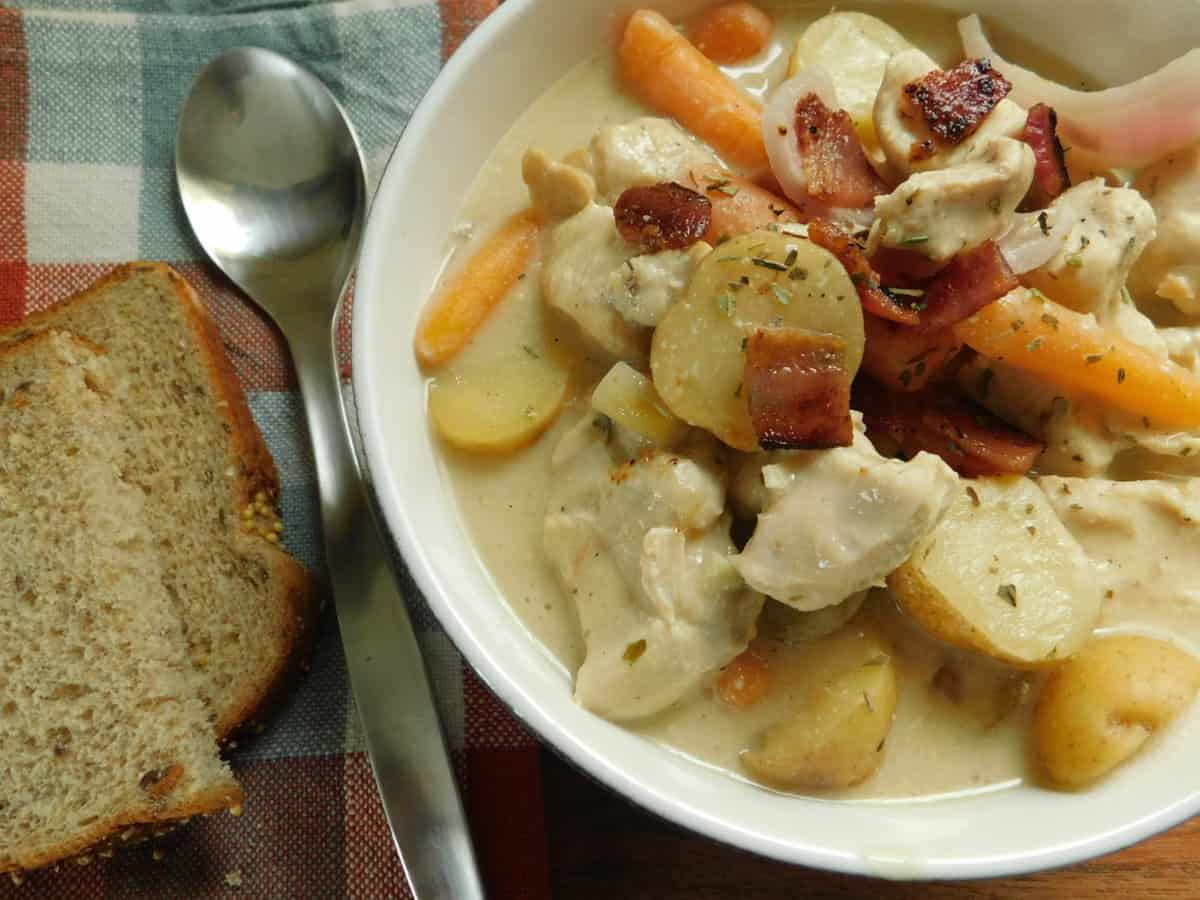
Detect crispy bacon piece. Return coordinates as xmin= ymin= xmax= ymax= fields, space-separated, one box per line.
xmin=914 ymin=241 xmax=1018 ymax=333
xmin=869 ymin=247 xmax=947 ymax=287
xmin=1021 ymin=103 xmax=1071 ymax=210
xmin=861 ymin=314 xmax=963 ymax=392
xmin=853 ymin=378 xmax=1043 ymax=477
xmin=614 ymin=182 xmax=712 ymax=251
xmin=745 ymin=327 xmax=853 ymax=449
xmin=904 ymin=58 xmax=1013 ymax=145
xmin=807 ymin=220 xmax=920 ymax=326
xmin=795 ymin=93 xmax=890 ymax=208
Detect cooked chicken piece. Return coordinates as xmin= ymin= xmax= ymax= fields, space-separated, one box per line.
xmin=523 ymin=148 xmax=596 ymax=224
xmin=1022 ymin=179 xmax=1156 ymax=315
xmin=606 ymin=242 xmax=708 ymax=328
xmin=732 ymin=419 xmax=957 ymax=611
xmin=1131 ymin=144 xmax=1200 ymax=316
xmin=870 ymin=137 xmax=1033 ymax=261
xmin=589 ymin=117 xmax=720 ymax=202
xmin=544 ymin=435 xmax=761 ymax=721
xmin=541 ymin=203 xmax=650 ymax=365
xmin=1039 ymin=478 xmax=1200 ymax=634
xmin=873 ymin=49 xmax=1027 ymax=180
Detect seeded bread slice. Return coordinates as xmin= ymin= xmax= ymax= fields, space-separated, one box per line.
xmin=2 ymin=264 xmax=318 ymax=740
xmin=0 ymin=331 xmax=243 ymax=875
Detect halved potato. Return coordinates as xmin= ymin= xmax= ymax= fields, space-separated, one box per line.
xmin=429 ymin=355 xmax=570 ymax=452
xmin=591 ymin=361 xmax=688 ymax=447
xmin=788 ymin=12 xmax=912 ymax=151
xmin=889 ymin=477 xmax=1101 ymax=668
xmin=1035 ymin=634 xmax=1200 ymax=788
xmin=742 ymin=653 xmax=897 ymax=789
xmin=651 ymin=229 xmax=863 ymax=450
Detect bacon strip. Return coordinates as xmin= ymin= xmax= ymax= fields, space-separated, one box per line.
xmin=1020 ymin=103 xmax=1071 ymax=210
xmin=914 ymin=242 xmax=1018 ymax=333
xmin=861 ymin=314 xmax=963 ymax=392
xmin=853 ymin=379 xmax=1043 ymax=477
xmin=904 ymin=57 xmax=1013 ymax=145
xmin=807 ymin=220 xmax=920 ymax=325
xmin=794 ymin=93 xmax=890 ymax=208
xmin=746 ymin=327 xmax=853 ymax=449
xmin=614 ymin=182 xmax=712 ymax=252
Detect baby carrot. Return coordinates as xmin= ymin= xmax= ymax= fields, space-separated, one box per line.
xmin=618 ymin=9 xmax=769 ymax=172
xmin=414 ymin=209 xmax=540 ymax=369
xmin=687 ymin=2 xmax=774 ymax=65
xmin=954 ymin=288 xmax=1200 ymax=428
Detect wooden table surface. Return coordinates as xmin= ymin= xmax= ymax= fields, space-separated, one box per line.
xmin=540 ymin=748 xmax=1200 ymax=898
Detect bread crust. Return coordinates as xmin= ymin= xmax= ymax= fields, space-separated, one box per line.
xmin=1 ymin=781 xmax=244 ymax=875
xmin=0 ymin=263 xmax=321 ymax=741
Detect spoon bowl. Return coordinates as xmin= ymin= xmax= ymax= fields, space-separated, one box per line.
xmin=176 ymin=47 xmax=484 ymax=900
xmin=177 ymin=48 xmax=366 ymax=323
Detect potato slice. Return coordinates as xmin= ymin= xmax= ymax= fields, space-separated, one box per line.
xmin=889 ymin=477 xmax=1101 ymax=667
xmin=429 ymin=355 xmax=569 ymax=452
xmin=591 ymin=361 xmax=688 ymax=448
xmin=742 ymin=654 xmax=897 ymax=789
xmin=788 ymin=12 xmax=912 ymax=151
xmin=1035 ymin=635 xmax=1200 ymax=788
xmin=651 ymin=230 xmax=863 ymax=450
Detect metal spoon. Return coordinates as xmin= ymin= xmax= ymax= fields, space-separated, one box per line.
xmin=175 ymin=48 xmax=485 ymax=900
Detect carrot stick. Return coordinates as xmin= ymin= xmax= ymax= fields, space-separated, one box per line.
xmin=414 ymin=209 xmax=540 ymax=369
xmin=618 ymin=9 xmax=769 ymax=172
xmin=680 ymin=168 xmax=801 ymax=242
xmin=954 ymin=288 xmax=1200 ymax=428
xmin=687 ymin=2 xmax=774 ymax=65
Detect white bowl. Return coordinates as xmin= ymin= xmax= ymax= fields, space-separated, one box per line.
xmin=354 ymin=0 xmax=1200 ymax=879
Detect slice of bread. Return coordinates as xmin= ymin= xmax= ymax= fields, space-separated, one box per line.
xmin=0 ymin=331 xmax=243 ymax=874
xmin=2 ymin=263 xmax=318 ymax=740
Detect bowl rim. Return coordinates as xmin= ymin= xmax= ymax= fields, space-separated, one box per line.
xmin=352 ymin=0 xmax=1200 ymax=880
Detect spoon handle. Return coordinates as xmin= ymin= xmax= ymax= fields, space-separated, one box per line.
xmin=289 ymin=316 xmax=487 ymax=900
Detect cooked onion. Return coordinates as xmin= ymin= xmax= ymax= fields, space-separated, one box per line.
xmin=959 ymin=14 xmax=1200 ymax=168
xmin=997 ymin=213 xmax=1063 ymax=274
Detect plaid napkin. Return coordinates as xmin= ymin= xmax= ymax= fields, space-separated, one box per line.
xmin=0 ymin=1 xmax=553 ymax=897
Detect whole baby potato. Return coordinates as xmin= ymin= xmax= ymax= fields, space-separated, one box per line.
xmin=1034 ymin=634 xmax=1200 ymax=789
xmin=742 ymin=655 xmax=896 ymax=788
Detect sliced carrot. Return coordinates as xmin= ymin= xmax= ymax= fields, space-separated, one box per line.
xmin=687 ymin=2 xmax=774 ymax=65
xmin=680 ymin=167 xmax=801 ymax=242
xmin=861 ymin=314 xmax=963 ymax=392
xmin=717 ymin=650 xmax=772 ymax=709
xmin=414 ymin=209 xmax=540 ymax=369
xmin=618 ymin=9 xmax=768 ymax=172
xmin=953 ymin=288 xmax=1200 ymax=428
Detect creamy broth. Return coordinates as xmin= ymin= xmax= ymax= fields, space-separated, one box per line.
xmin=429 ymin=4 xmax=1142 ymax=800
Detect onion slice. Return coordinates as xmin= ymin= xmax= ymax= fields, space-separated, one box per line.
xmin=762 ymin=67 xmax=840 ymax=205
xmin=997 ymin=212 xmax=1063 ymax=274
xmin=959 ymin=14 xmax=1200 ymax=168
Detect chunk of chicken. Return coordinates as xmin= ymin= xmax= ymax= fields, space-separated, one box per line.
xmin=541 ymin=203 xmax=650 ymax=365
xmin=870 ymin=137 xmax=1034 ymax=261
xmin=523 ymin=148 xmax=596 ymax=224
xmin=606 ymin=242 xmax=708 ymax=328
xmin=544 ymin=436 xmax=762 ymax=721
xmin=589 ymin=117 xmax=720 ymax=202
xmin=1021 ymin=179 xmax=1157 ymax=315
xmin=1131 ymin=144 xmax=1200 ymax=316
xmin=1039 ymin=478 xmax=1200 ymax=635
xmin=873 ymin=49 xmax=1027 ymax=180
xmin=732 ymin=419 xmax=957 ymax=611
